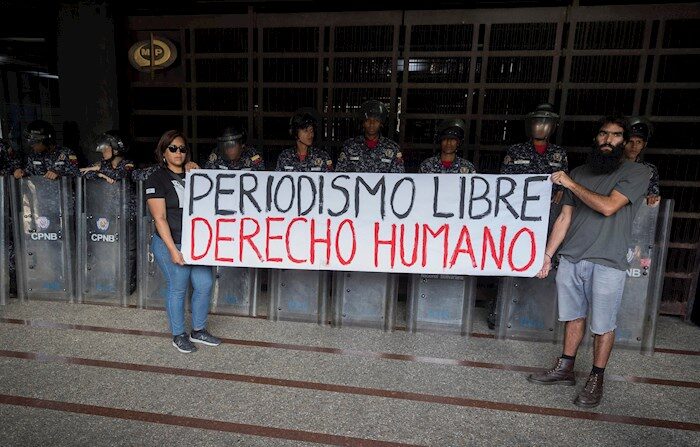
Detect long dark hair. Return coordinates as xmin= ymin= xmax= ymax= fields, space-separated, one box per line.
xmin=155 ymin=130 xmax=191 ymax=166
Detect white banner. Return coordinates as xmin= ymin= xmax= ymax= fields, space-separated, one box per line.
xmin=181 ymin=171 xmax=552 ymax=277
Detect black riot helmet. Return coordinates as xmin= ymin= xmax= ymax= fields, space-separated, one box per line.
xmin=628 ymin=116 xmax=653 ymax=142
xmin=24 ymin=120 xmax=56 ymax=148
xmin=95 ymin=130 xmax=129 ymax=158
xmin=435 ymin=119 xmax=466 ymax=145
xmin=217 ymin=125 xmax=247 ymax=151
xmin=289 ymin=107 xmax=320 ymax=138
xmin=525 ymin=103 xmax=559 ymax=141
xmin=357 ymin=100 xmax=389 ymax=124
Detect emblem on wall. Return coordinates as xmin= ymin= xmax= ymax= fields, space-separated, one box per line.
xmin=128 ymin=34 xmax=178 ymax=72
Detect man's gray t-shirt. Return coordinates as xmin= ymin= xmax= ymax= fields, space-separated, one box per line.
xmin=559 ymin=160 xmax=649 ymax=270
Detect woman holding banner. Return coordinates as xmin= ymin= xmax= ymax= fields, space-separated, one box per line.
xmin=145 ymin=130 xmax=221 ymax=353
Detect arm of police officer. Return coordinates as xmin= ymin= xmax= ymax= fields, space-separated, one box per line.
xmin=97 ymin=173 xmax=116 ymax=184
xmin=551 ymin=171 xmax=630 ymax=217
xmin=147 ymin=198 xmax=185 ymax=265
xmin=537 ymin=204 xmax=574 ymax=278
xmin=80 ymin=163 xmax=101 ymax=174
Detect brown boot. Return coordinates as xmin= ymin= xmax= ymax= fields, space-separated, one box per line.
xmin=527 ymin=357 xmax=576 ymax=385
xmin=574 ymin=372 xmax=604 ymax=408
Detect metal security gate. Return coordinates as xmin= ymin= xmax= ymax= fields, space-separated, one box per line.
xmin=10 ymin=176 xmax=76 ymax=302
xmin=76 ymin=178 xmax=134 ymax=305
xmin=407 ymin=275 xmax=476 ymax=335
xmin=127 ymin=4 xmax=700 ymax=317
xmin=268 ymin=269 xmax=329 ymax=324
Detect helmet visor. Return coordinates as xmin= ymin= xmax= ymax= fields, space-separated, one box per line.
xmin=529 ymin=117 xmax=556 ymax=140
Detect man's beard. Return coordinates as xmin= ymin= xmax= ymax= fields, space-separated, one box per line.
xmin=587 ymin=142 xmax=624 ymax=174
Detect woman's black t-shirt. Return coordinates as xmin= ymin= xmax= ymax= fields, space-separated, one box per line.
xmin=144 ymin=166 xmax=186 ymax=244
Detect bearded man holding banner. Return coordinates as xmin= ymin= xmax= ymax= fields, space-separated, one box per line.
xmin=527 ymin=114 xmax=649 ymax=408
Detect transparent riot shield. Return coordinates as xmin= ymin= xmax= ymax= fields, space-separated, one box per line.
xmin=332 ymin=272 xmax=397 ymax=331
xmin=591 ymin=199 xmax=673 ymax=354
xmin=407 ymin=275 xmax=476 ymax=335
xmin=10 ymin=176 xmax=76 ymax=302
xmin=137 ymin=181 xmax=168 ymax=308
xmin=496 ymin=270 xmax=561 ymax=343
xmin=76 ymin=178 xmax=134 ymax=305
xmin=496 ymin=201 xmax=563 ymax=342
xmin=0 ymin=176 xmax=9 ymax=305
xmin=212 ymin=267 xmax=260 ymax=316
xmin=268 ymin=269 xmax=329 ymax=324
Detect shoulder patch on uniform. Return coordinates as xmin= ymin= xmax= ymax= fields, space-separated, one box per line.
xmin=251 ymin=154 xmax=261 ymax=163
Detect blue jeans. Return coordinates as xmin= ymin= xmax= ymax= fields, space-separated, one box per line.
xmin=152 ymin=235 xmax=214 ymax=336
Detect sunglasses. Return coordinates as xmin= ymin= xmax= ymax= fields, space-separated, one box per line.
xmin=167 ymin=144 xmax=188 ymax=154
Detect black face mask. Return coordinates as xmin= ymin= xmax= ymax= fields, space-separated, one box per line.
xmin=586 ymin=141 xmax=624 ymax=174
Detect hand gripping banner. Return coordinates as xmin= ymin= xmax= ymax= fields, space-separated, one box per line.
xmin=181 ymin=171 xmax=552 ymax=277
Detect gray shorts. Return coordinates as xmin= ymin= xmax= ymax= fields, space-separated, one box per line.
xmin=555 ymin=257 xmax=626 ymax=335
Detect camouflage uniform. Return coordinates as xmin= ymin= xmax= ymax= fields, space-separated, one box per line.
xmin=0 ymin=139 xmax=21 ymax=175
xmin=81 ymin=159 xmax=135 ymax=181
xmin=419 ymin=155 xmax=476 ymax=174
xmin=23 ymin=146 xmax=80 ymax=177
xmin=204 ymin=146 xmax=265 ymax=171
xmin=638 ymin=160 xmax=660 ymax=197
xmin=275 ymin=147 xmax=333 ymax=172
xmin=500 ymin=141 xmax=568 ymax=192
xmin=336 ymin=136 xmax=405 ymax=173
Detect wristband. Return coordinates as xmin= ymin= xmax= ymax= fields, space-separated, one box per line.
xmin=544 ymin=253 xmax=553 ymax=260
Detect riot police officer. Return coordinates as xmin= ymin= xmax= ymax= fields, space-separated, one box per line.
xmin=500 ymin=103 xmax=568 ymax=203
xmin=13 ymin=120 xmax=80 ymax=179
xmin=624 ymin=117 xmax=660 ymax=205
xmin=419 ymin=119 xmax=476 ymax=174
xmin=205 ymin=125 xmax=265 ymax=171
xmin=80 ymin=131 xmax=134 ymax=183
xmin=492 ymin=104 xmax=568 ymax=329
xmin=336 ymin=100 xmax=404 ymax=173
xmin=276 ymin=108 xmax=333 ymax=172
